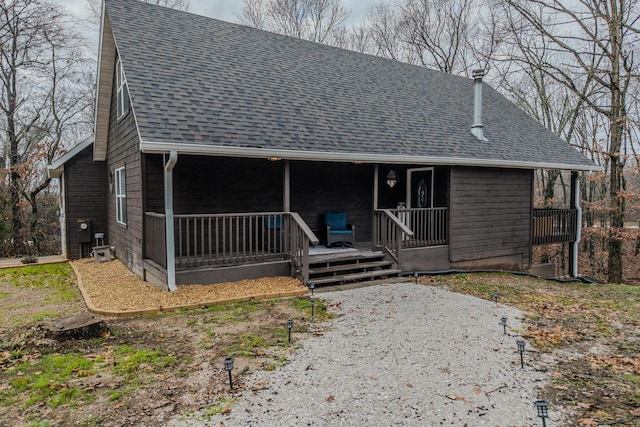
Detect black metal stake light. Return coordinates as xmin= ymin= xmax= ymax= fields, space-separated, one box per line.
xmin=534 ymin=400 xmax=549 ymax=427
xmin=493 ymin=291 xmax=499 ymax=303
xmin=414 ymin=272 xmax=419 ymax=283
xmin=287 ymin=319 xmax=293 ymax=343
xmin=517 ymin=340 xmax=526 ymax=368
xmin=310 ymin=296 xmax=315 ymax=320
xmin=501 ymin=317 xmax=508 ymax=335
xmin=223 ymin=357 xmax=234 ymax=390
xmin=309 ymin=283 xmax=315 ymax=296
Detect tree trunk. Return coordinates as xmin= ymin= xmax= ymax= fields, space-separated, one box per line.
xmin=8 ymin=66 xmax=21 ymax=256
xmin=607 ymin=2 xmax=624 ymax=284
xmin=542 ymin=170 xmax=560 ymax=207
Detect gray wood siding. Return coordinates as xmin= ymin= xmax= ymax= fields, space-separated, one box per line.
xmin=145 ymin=157 xmax=373 ymax=245
xmin=449 ymin=167 xmax=532 ymax=263
xmin=63 ymin=145 xmax=107 ymax=259
xmin=144 ymin=155 xmax=284 ymax=214
xmin=290 ymin=161 xmax=373 ymax=243
xmin=106 ymin=56 xmax=143 ymax=277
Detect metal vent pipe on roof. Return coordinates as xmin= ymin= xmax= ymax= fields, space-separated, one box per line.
xmin=471 ymin=69 xmax=488 ymax=142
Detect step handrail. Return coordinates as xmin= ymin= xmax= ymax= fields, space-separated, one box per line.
xmin=373 ymin=209 xmax=415 ymax=269
xmin=380 ymin=209 xmax=415 ymax=237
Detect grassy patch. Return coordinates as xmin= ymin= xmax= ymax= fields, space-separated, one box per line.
xmin=0 ymin=292 xmax=9 ymax=299
xmin=291 ymin=296 xmax=329 ymax=320
xmin=112 ymin=344 xmax=178 ymax=377
xmin=31 ymin=310 xmax=61 ymax=323
xmin=224 ymin=332 xmax=278 ymax=357
xmin=203 ymin=397 xmax=235 ymax=416
xmin=1 ymin=353 xmax=96 ymax=409
xmin=0 ymin=262 xmax=80 ymax=328
xmin=0 ymin=263 xmax=75 ymax=289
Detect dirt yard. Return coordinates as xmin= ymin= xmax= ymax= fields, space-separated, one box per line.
xmin=0 ymin=262 xmax=639 ymax=426
xmin=0 ymin=261 xmax=323 ymax=426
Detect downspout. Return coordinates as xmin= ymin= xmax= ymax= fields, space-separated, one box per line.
xmin=471 ymin=69 xmax=488 ymax=142
xmin=164 ymin=151 xmax=178 ymax=291
xmin=570 ymin=171 xmax=582 ymax=278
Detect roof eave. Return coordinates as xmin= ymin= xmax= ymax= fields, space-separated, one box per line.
xmin=93 ymin=3 xmax=115 ymax=162
xmin=48 ymin=136 xmax=95 ymax=178
xmin=140 ymin=140 xmax=603 ymax=172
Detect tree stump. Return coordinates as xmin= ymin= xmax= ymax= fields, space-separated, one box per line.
xmin=43 ymin=314 xmax=108 ymax=340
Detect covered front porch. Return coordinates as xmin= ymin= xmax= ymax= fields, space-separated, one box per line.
xmin=141 ymin=153 xmax=582 ymax=290
xmin=142 ymin=207 xmax=449 ymax=288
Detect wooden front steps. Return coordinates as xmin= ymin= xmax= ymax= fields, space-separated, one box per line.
xmin=308 ymin=252 xmax=401 ymax=287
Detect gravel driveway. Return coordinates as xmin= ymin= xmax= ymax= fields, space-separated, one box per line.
xmin=171 ymin=282 xmax=566 ymax=426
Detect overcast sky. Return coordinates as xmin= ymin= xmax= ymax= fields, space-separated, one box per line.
xmin=62 ymin=0 xmax=376 ymax=29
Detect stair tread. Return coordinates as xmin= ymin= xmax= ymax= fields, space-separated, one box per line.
xmin=309 ymin=253 xmax=386 ymax=266
xmin=309 ymin=269 xmax=401 ymax=286
xmin=309 ymin=260 xmax=394 ymax=275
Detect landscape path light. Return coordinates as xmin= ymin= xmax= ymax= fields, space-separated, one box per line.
xmin=534 ymin=400 xmax=549 ymax=427
xmin=517 ymin=340 xmax=526 ymax=368
xmin=287 ymin=319 xmax=293 ymax=343
xmin=501 ymin=317 xmax=508 ymax=334
xmin=309 ymin=282 xmax=315 ymax=296
xmin=414 ymin=272 xmax=419 ymax=283
xmin=310 ymin=296 xmax=315 ymax=320
xmin=493 ymin=291 xmax=499 ymax=303
xmin=223 ymin=357 xmax=234 ymax=390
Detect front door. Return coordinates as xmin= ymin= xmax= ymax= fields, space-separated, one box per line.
xmin=407 ymin=168 xmax=434 ymax=209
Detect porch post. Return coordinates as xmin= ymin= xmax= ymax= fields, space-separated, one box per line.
xmin=164 ymin=151 xmax=178 ymax=291
xmin=373 ymin=165 xmax=379 ymax=251
xmin=284 ymin=160 xmax=290 ymax=212
xmin=373 ymin=164 xmax=379 ymax=210
xmin=569 ymin=171 xmax=582 ymax=277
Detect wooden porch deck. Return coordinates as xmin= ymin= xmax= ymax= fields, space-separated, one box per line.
xmin=143 ymin=208 xmax=578 ymax=288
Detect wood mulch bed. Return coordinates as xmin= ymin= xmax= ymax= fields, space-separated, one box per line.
xmin=71 ymin=258 xmax=307 ymax=315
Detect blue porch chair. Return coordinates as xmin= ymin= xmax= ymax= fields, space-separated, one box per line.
xmin=324 ymin=211 xmax=355 ymax=247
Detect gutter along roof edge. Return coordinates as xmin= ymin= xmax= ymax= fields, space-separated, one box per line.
xmin=140 ymin=140 xmax=603 ymax=172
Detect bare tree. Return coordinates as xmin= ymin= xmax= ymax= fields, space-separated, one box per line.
xmin=87 ymin=0 xmax=190 ymax=23
xmin=0 ymin=0 xmax=92 ymax=255
xmin=505 ymin=0 xmax=640 ymax=283
xmin=398 ymin=0 xmax=477 ymax=75
xmin=495 ymin=5 xmax=597 ymax=205
xmin=237 ymin=0 xmax=266 ymax=29
xmin=364 ymin=2 xmax=416 ymax=62
xmin=237 ymin=0 xmax=349 ymax=44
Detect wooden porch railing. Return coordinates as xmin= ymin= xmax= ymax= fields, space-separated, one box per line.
xmin=144 ymin=212 xmax=319 ymax=283
xmin=532 ymin=208 xmax=578 ymax=245
xmin=144 ymin=212 xmax=167 ymax=268
xmin=373 ymin=209 xmax=415 ymax=268
xmin=287 ymin=212 xmax=320 ymax=284
xmin=387 ymin=208 xmax=448 ymax=247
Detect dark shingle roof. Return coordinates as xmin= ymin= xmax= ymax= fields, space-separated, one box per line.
xmin=104 ymin=0 xmax=596 ymax=170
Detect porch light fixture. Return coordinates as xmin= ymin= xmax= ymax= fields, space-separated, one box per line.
xmin=267 ymin=157 xmax=281 ymax=161
xmin=223 ymin=357 xmax=234 ymax=390
xmin=493 ymin=291 xmax=499 ymax=303
xmin=386 ymin=170 xmax=398 ymax=188
xmin=534 ymin=400 xmax=549 ymax=427
xmin=287 ymin=319 xmax=293 ymax=342
xmin=516 ymin=340 xmax=526 ymax=368
xmin=501 ymin=317 xmax=508 ymax=334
